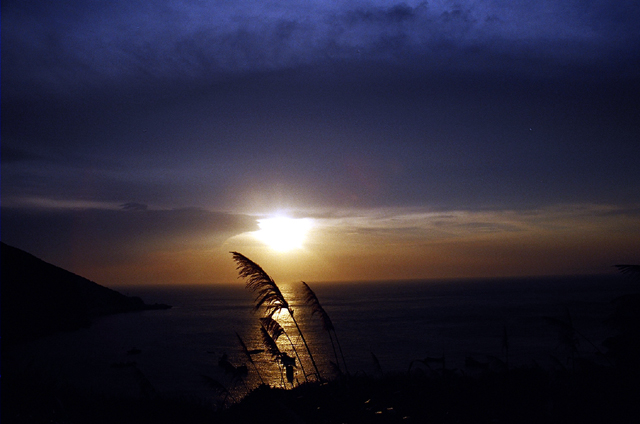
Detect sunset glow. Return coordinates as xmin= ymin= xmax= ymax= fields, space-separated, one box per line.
xmin=2 ymin=1 xmax=638 ymax=286
xmin=255 ymin=216 xmax=313 ymax=252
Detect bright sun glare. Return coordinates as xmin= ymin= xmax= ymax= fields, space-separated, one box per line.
xmin=255 ymin=216 xmax=313 ymax=252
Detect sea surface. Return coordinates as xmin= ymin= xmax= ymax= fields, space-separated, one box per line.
xmin=8 ymin=274 xmax=638 ymax=404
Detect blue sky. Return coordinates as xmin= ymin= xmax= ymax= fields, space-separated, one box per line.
xmin=2 ymin=1 xmax=639 ymax=285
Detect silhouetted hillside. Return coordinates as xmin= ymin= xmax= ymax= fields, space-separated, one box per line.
xmin=1 ymin=242 xmax=170 ymax=344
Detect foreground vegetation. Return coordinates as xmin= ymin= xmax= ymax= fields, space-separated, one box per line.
xmin=4 ymin=256 xmax=639 ymax=423
xmin=220 ymin=366 xmax=640 ymax=424
xmin=5 ymin=358 xmax=640 ymax=423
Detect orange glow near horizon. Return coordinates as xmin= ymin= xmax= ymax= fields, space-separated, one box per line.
xmin=57 ymin=204 xmax=639 ymax=288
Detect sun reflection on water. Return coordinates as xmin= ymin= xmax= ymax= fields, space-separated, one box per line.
xmin=230 ymin=282 xmax=334 ymax=392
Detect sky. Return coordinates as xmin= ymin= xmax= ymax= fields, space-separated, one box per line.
xmin=2 ymin=0 xmax=639 ymax=286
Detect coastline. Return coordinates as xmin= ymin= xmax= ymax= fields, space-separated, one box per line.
xmin=3 ymin=243 xmax=639 ymax=423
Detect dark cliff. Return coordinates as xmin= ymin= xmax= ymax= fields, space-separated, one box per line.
xmin=1 ymin=242 xmax=170 ymax=344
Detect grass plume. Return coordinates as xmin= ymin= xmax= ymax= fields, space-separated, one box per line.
xmin=231 ymin=251 xmax=289 ymax=317
xmin=615 ymin=264 xmax=640 ymax=281
xmin=259 ymin=326 xmax=288 ymax=388
xmin=544 ymin=309 xmax=611 ymax=369
xmin=261 ymin=316 xmax=310 ymax=382
xmin=260 ymin=317 xmax=285 ymax=342
xmin=300 ymin=282 xmax=334 ymax=332
xmin=260 ymin=326 xmax=282 ymax=362
xmin=300 ymin=281 xmax=349 ymax=375
xmin=236 ymin=332 xmax=265 ymax=385
xmin=231 ymin=252 xmax=322 ymax=381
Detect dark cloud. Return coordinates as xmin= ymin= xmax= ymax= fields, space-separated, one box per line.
xmin=0 ymin=206 xmax=258 ymax=268
xmin=2 ymin=57 xmax=639 ymax=212
xmin=0 ymin=146 xmax=46 ymax=163
xmin=1 ymin=3 xmax=639 ymax=219
xmin=3 ymin=0 xmax=638 ymax=104
xmin=120 ymin=202 xmax=148 ymax=211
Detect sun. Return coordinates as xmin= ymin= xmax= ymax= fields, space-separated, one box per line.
xmin=255 ymin=216 xmax=313 ymax=252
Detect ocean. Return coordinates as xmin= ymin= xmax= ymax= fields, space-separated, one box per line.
xmin=7 ymin=274 xmax=637 ymax=405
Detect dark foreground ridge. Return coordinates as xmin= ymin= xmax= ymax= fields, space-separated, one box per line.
xmin=219 ymin=368 xmax=640 ymax=424
xmin=1 ymin=242 xmax=171 ymax=344
xmin=4 ymin=366 xmax=640 ymax=424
